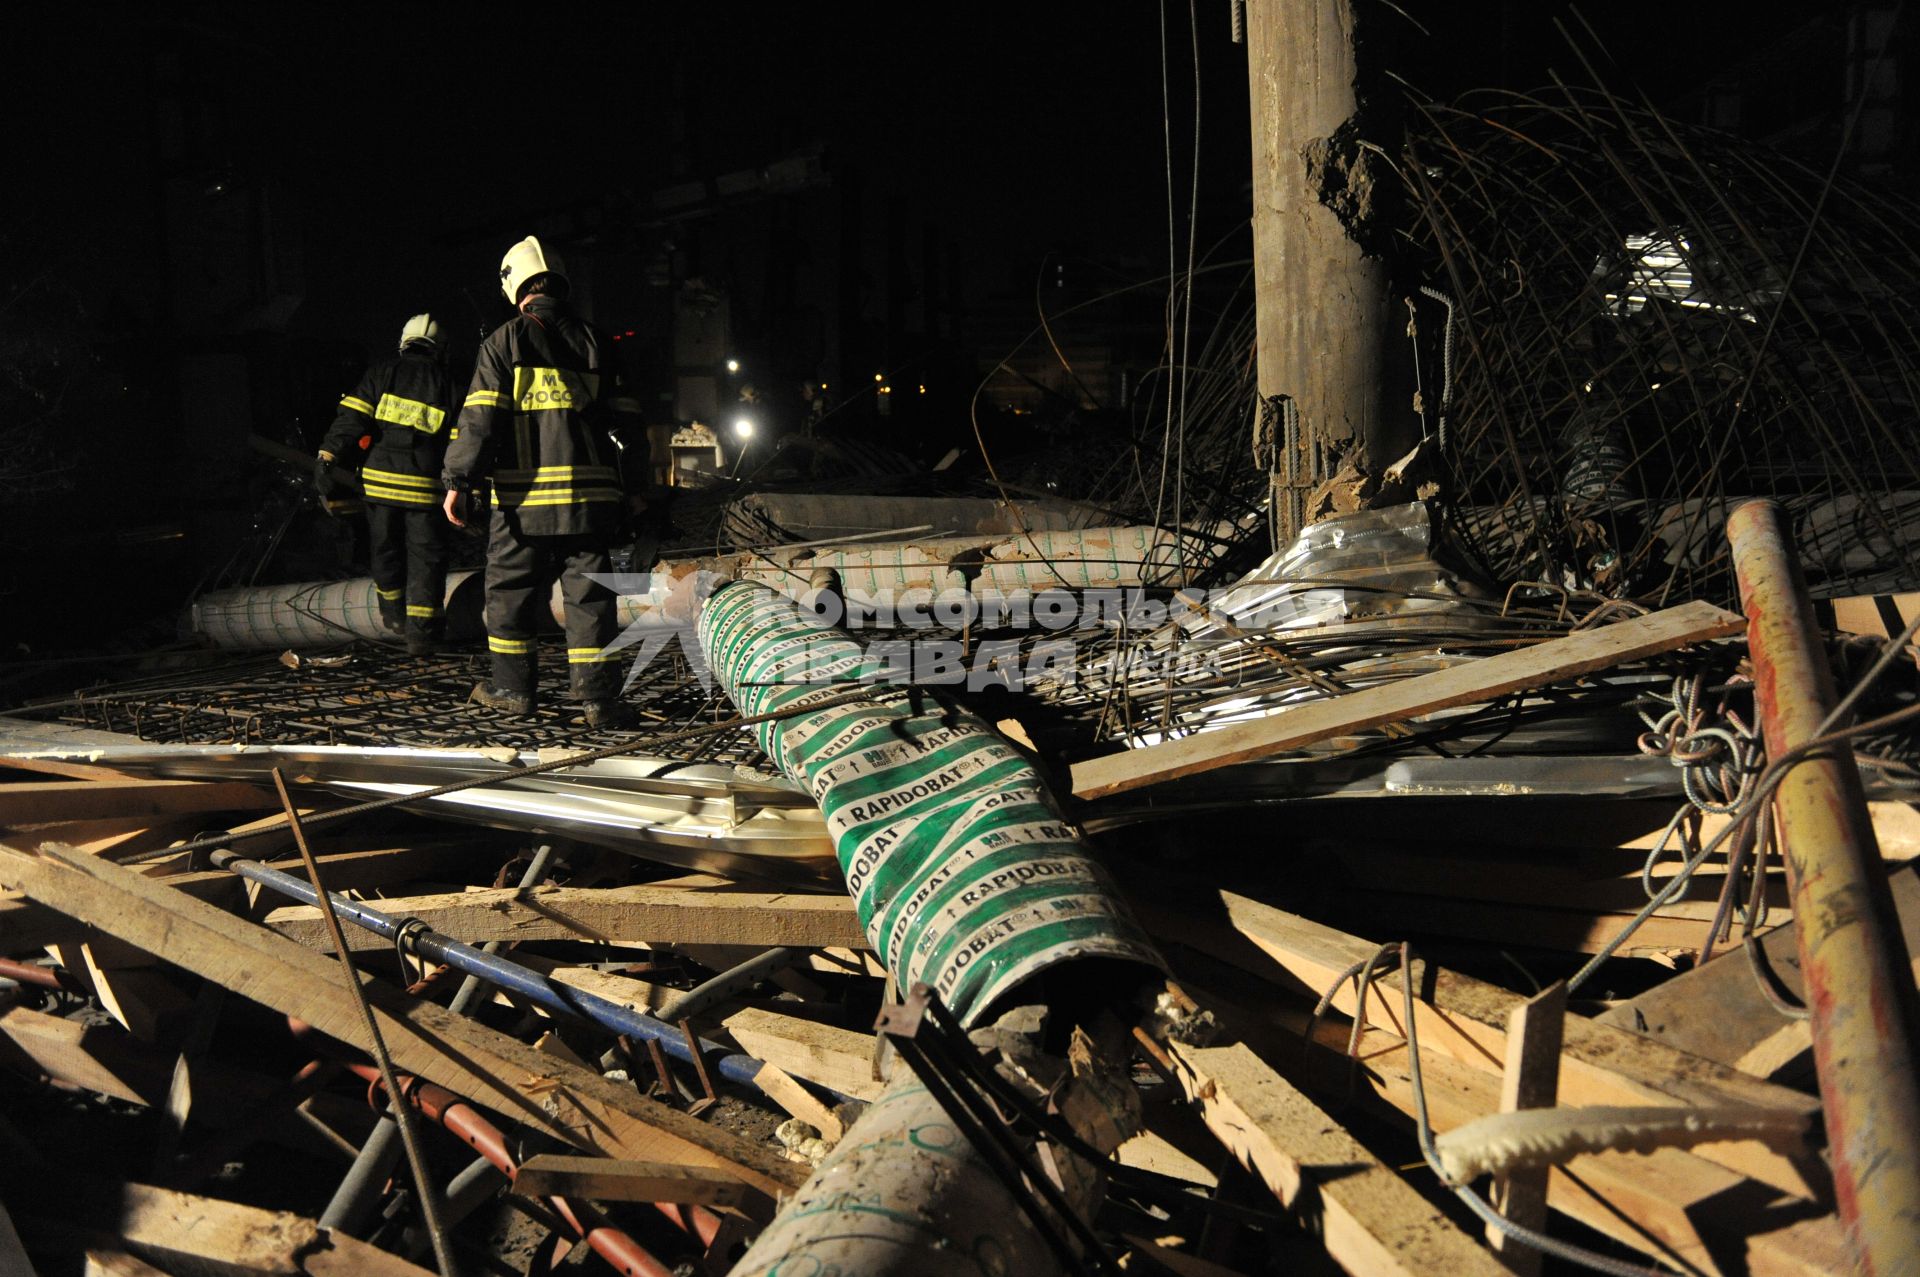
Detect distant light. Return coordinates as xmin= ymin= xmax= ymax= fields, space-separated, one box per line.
xmin=625 ymin=329 xmax=636 ymax=337
xmin=726 ymin=358 xmax=741 ymax=373
xmin=820 ymin=382 xmax=829 ymax=390
xmin=917 ymin=384 xmax=926 ymax=394
xmin=878 ymin=384 xmax=892 ymax=395
xmin=873 ymin=373 xmax=883 ymax=382
xmin=732 ymin=416 xmax=755 ymax=439
xmin=612 ymin=334 xmax=622 ymax=342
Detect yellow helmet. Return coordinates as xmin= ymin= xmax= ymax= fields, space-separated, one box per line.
xmin=499 ymin=236 xmax=565 ymax=304
xmin=398 ymin=313 xmax=441 ymax=352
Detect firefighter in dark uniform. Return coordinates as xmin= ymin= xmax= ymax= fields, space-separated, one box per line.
xmin=441 ymin=236 xmax=644 ymax=728
xmin=316 ymin=314 xmax=456 ymax=655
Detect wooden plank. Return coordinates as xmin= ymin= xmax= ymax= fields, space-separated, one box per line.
xmin=83 ymin=1249 xmax=171 ymax=1277
xmin=1324 ymin=890 xmax=1755 ymax=958
xmin=17 ymin=1180 xmax=432 ymax=1277
xmin=264 ymin=880 xmax=866 ymax=952
xmin=1070 ymin=600 xmax=1745 ymax=798
xmin=162 ymin=842 xmax=480 ymax=912
xmin=66 ymin=948 xmax=190 ymax=1042
xmin=0 ymin=838 xmax=456 ymax=956
xmin=0 ymin=843 xmax=805 ymax=1198
xmin=0 ymin=780 xmax=275 ymax=826
xmin=721 ymin=1006 xmax=885 ymax=1101
xmin=0 ymin=890 xmax=87 ymax=954
xmin=112 ymin=807 xmax=313 ymax=878
xmin=1115 ymin=1130 xmax=1218 ymax=1188
xmin=1290 ymin=1013 xmax=1849 ymax=1277
xmin=0 ymin=755 xmax=132 ymax=782
xmin=1598 ymin=862 xmax=1920 ymax=1082
xmin=1166 ymin=1040 xmax=1509 ymax=1277
xmin=513 ymin=1154 xmax=749 ymax=1207
xmin=1831 ymin=591 xmax=1920 ymax=640
xmin=753 ymin=1062 xmax=844 ymax=1141
xmin=516 ymin=957 xmax=676 ymax=1016
xmin=1488 ymin=983 xmax=1565 ymax=1276
xmin=1 ymin=817 xmax=167 ymax=853
xmin=0 ymin=1005 xmax=166 ymax=1105
xmin=1134 ymin=880 xmax=1826 ymax=1201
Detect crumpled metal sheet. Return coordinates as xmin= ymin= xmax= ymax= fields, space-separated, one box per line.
xmin=1044 ymin=504 xmax=1520 ymax=747
xmin=0 ymin=739 xmax=838 ymax=884
xmin=1175 ymin=502 xmax=1489 ymax=638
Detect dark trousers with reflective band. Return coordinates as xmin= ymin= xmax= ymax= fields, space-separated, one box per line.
xmin=483 ymin=512 xmax=620 ymax=699
xmin=366 ymin=504 xmax=449 ymax=638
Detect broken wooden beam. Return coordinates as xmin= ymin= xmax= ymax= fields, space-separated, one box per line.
xmin=0 ymin=1004 xmax=166 ymax=1105
xmin=1598 ymin=862 xmax=1920 ymax=1082
xmin=1166 ymin=1039 xmax=1510 ymax=1277
xmin=0 ymin=779 xmax=276 ymax=826
xmin=1290 ymin=1013 xmax=1851 ymax=1277
xmin=1137 ymin=881 xmax=1826 ymax=1202
xmin=0 ymin=842 xmax=806 ymax=1198
xmin=753 ymin=1062 xmax=845 ymax=1141
xmin=264 ymin=880 xmax=867 ymax=952
xmin=1487 ymin=982 xmax=1565 ymax=1276
xmin=12 ymin=1179 xmax=434 ymax=1277
xmin=721 ymin=1006 xmax=885 ymax=1101
xmin=1070 ymin=599 xmax=1745 ymax=798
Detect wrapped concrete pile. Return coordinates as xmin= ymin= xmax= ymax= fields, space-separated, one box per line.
xmin=697 ymin=580 xmax=1161 ymax=1023
xmin=698 ymin=581 xmax=1162 ymax=1275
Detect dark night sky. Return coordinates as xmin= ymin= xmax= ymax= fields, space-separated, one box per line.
xmin=0 ymin=0 xmax=1855 ymax=651
xmin=9 ymin=1 xmax=1823 ymax=354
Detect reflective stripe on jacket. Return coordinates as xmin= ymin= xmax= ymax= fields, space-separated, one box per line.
xmin=442 ymin=296 xmax=646 ymax=538
xmin=319 ymin=348 xmax=457 ymax=509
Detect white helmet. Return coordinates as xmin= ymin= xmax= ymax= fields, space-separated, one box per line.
xmin=499 ymin=236 xmax=565 ymax=304
xmin=398 ymin=313 xmax=441 ymax=352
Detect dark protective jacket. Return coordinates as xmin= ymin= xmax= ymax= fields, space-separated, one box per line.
xmin=442 ymin=295 xmax=646 ymax=538
xmin=319 ymin=347 xmax=458 ymax=508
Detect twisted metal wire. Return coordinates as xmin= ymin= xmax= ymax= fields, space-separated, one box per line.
xmin=1399 ymin=85 xmax=1920 ymax=605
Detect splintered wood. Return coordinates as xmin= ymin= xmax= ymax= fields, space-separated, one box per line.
xmin=1070 ymin=600 xmax=1746 ymax=797
xmin=263 ymin=879 xmax=866 ymax=951
xmin=0 ymin=842 xmax=805 ymax=1199
xmin=1167 ymin=1041 xmax=1510 ymax=1277
xmin=0 ymin=714 xmax=1882 ymax=1277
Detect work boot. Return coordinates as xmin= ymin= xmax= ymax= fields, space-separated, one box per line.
xmin=406 ymin=633 xmax=438 ymax=657
xmin=469 ymin=682 xmax=535 ymax=717
xmin=582 ymin=699 xmax=637 ymax=731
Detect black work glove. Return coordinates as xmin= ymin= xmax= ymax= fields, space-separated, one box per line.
xmin=313 ymin=456 xmax=339 ymax=500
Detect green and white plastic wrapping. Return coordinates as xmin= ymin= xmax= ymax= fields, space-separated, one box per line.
xmin=699 ymin=582 xmax=1161 ymax=1026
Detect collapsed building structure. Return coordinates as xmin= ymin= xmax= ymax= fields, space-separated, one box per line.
xmin=4 ymin=8 xmax=1920 ymax=1277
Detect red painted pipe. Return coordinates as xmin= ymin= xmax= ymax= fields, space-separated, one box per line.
xmin=1729 ymin=500 xmax=1920 ymax=1276
xmin=0 ymin=956 xmax=84 ymax=992
xmin=346 ymin=1064 xmax=699 ymax=1277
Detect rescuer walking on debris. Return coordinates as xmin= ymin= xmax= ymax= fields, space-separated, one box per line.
xmin=442 ymin=236 xmax=646 ymax=728
xmin=317 ymin=314 xmax=456 ymax=655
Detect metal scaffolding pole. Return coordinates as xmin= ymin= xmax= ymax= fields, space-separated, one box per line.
xmin=1727 ymin=499 xmax=1920 ymax=1277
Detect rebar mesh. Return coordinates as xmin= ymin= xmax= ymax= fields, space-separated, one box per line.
xmin=24 ymin=641 xmax=765 ymax=763
xmin=1400 ymin=85 xmax=1920 ymax=604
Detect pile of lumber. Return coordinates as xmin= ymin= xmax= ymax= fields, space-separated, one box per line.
xmin=0 ymin=760 xmax=1899 ymax=1275
xmin=0 ymin=593 xmax=1906 ymax=1276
